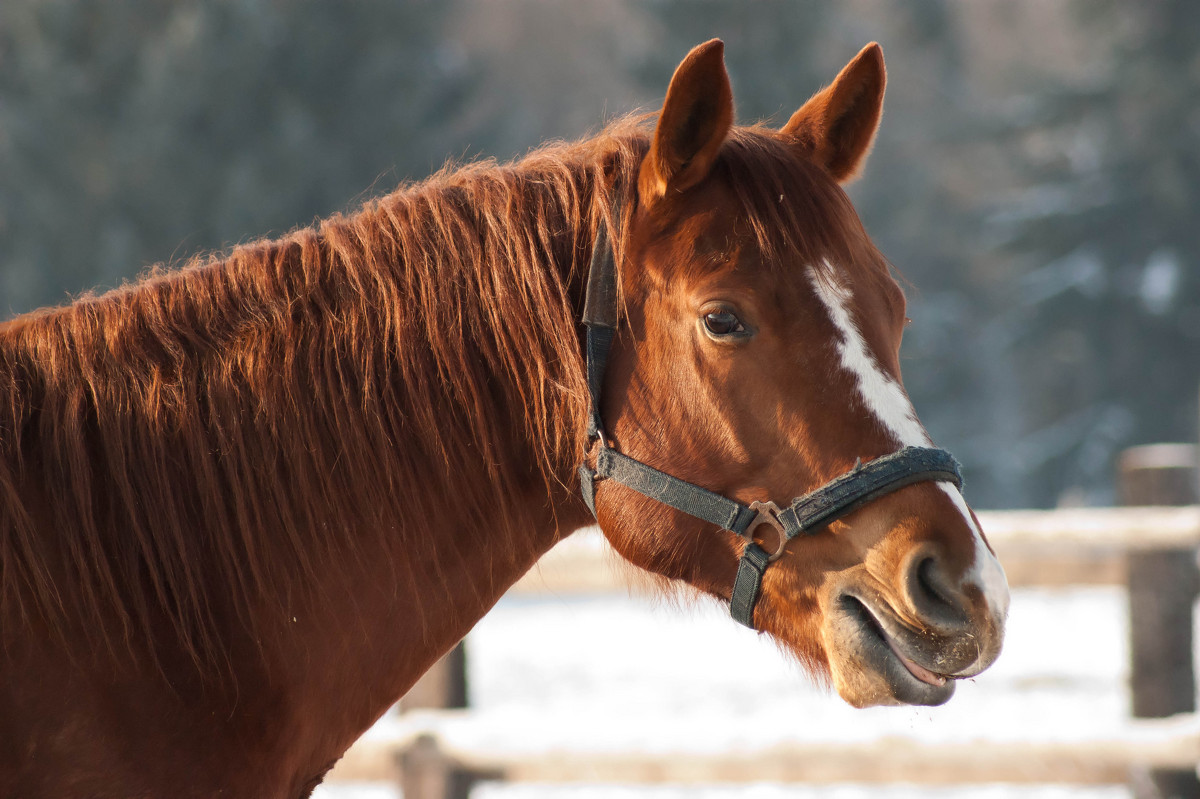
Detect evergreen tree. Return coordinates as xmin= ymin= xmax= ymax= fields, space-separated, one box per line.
xmin=992 ymin=0 xmax=1200 ymax=505
xmin=0 ymin=1 xmax=466 ymax=314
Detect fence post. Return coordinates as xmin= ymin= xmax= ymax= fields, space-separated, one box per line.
xmin=395 ymin=642 xmax=472 ymax=798
xmin=1120 ymin=443 xmax=1200 ymax=799
xmin=397 ymin=734 xmax=478 ymax=799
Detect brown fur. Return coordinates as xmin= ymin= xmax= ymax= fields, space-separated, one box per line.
xmin=784 ymin=43 xmax=887 ymax=182
xmin=0 ymin=122 xmax=640 ymax=668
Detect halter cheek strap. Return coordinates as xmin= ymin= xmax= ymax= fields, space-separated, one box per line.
xmin=577 ymin=205 xmax=963 ymax=628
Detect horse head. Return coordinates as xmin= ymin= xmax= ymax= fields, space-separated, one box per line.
xmin=588 ymin=40 xmax=1008 ymax=708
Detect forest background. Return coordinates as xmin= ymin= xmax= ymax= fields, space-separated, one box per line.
xmin=2 ymin=0 xmax=1197 ymax=510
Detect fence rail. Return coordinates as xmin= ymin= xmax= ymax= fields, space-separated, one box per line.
xmin=330 ymin=714 xmax=1200 ymax=786
xmin=507 ymin=506 xmax=1200 ymax=594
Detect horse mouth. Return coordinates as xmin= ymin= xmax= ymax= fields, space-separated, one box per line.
xmin=831 ymin=595 xmax=957 ymax=707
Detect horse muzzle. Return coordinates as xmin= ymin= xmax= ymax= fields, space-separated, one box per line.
xmin=823 ymin=547 xmax=1008 ymax=708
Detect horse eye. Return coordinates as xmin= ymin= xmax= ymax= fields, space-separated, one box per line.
xmin=703 ymin=310 xmax=746 ymax=337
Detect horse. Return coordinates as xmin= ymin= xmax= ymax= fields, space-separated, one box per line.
xmin=0 ymin=40 xmax=1008 ymax=797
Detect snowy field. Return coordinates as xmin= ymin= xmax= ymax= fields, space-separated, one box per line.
xmin=318 ymin=583 xmax=1172 ymax=799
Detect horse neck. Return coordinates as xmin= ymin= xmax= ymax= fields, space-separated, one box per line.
xmin=0 ymin=139 xmax=631 ymax=793
xmin=231 ymin=161 xmax=613 ymax=779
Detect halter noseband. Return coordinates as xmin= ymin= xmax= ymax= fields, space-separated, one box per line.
xmin=576 ymin=205 xmax=963 ymax=628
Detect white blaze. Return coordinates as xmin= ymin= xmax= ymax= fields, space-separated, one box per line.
xmin=809 ymin=264 xmax=1010 ymax=622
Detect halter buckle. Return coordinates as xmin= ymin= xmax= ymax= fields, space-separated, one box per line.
xmin=744 ymin=500 xmax=788 ymax=562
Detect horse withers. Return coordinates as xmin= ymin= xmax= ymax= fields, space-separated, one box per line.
xmin=0 ymin=40 xmax=1007 ymax=797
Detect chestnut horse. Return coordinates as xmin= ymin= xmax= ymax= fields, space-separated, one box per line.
xmin=0 ymin=41 xmax=1007 ymax=797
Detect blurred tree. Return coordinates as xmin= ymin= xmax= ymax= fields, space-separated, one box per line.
xmin=633 ymin=1 xmax=832 ymax=123
xmin=4 ymin=0 xmax=1198 ymax=510
xmin=988 ymin=0 xmax=1200 ymax=505
xmin=0 ymin=0 xmax=468 ymax=314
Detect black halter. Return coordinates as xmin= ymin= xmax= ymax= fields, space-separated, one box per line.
xmin=576 ymin=208 xmax=963 ymax=628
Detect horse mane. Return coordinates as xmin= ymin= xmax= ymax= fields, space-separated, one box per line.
xmin=0 ymin=114 xmax=877 ymax=671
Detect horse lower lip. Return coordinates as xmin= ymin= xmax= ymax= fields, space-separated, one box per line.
xmin=848 ymin=596 xmax=949 ymax=688
xmin=891 ymin=646 xmax=947 ymax=687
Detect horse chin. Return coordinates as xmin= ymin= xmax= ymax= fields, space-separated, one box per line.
xmin=824 ymin=594 xmax=958 ymax=708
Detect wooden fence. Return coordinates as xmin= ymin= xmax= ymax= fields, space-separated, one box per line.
xmin=326 ymin=444 xmax=1200 ymax=799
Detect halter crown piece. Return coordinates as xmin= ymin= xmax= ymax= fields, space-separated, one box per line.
xmin=577 ymin=202 xmax=964 ymax=628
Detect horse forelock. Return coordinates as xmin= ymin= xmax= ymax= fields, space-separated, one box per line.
xmin=714 ymin=126 xmax=896 ymax=292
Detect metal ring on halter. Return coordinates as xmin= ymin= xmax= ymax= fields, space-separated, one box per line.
xmin=743 ymin=500 xmax=789 ymax=562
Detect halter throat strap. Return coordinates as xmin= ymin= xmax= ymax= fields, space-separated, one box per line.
xmin=576 ymin=204 xmax=963 ymax=629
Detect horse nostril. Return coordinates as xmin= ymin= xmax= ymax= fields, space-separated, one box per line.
xmin=910 ymin=555 xmax=967 ymax=622
xmin=916 ymin=557 xmax=948 ymax=603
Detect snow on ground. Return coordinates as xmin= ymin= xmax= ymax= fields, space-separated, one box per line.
xmin=318 ymin=586 xmax=1151 ymax=798
xmin=472 ymin=786 xmax=1130 ymax=799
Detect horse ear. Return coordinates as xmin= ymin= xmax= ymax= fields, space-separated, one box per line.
xmin=639 ymin=39 xmax=734 ymax=203
xmin=782 ymin=43 xmax=886 ymax=183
